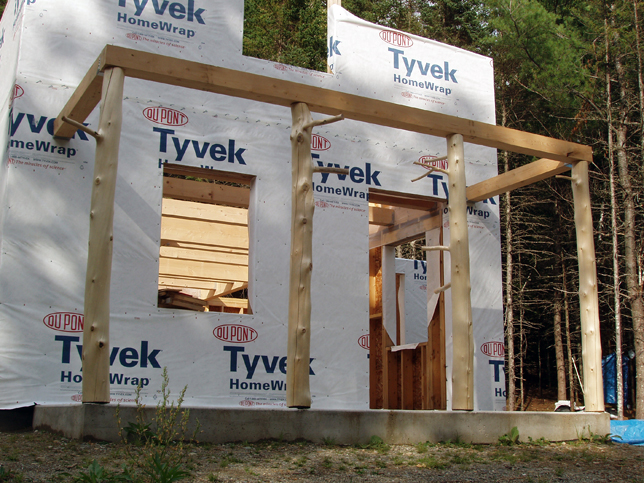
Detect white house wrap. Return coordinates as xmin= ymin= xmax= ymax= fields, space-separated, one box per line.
xmin=0 ymin=0 xmax=505 ymax=410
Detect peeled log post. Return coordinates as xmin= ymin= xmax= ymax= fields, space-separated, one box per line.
xmin=447 ymin=134 xmax=474 ymax=411
xmin=571 ymin=160 xmax=604 ymax=412
xmin=287 ymin=103 xmax=315 ymax=408
xmin=82 ymin=67 xmax=125 ymax=403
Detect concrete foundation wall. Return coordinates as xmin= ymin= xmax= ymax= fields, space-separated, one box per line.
xmin=32 ymin=405 xmax=610 ymax=445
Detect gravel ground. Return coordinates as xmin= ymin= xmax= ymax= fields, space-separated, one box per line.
xmin=1 ymin=429 xmax=643 ymax=482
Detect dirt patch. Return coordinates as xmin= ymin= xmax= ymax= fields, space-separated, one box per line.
xmin=1 ymin=429 xmax=643 ymax=482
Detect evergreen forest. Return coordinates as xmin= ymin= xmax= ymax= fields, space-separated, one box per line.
xmin=242 ymin=0 xmax=644 ymax=418
xmin=1 ymin=0 xmax=643 ymax=417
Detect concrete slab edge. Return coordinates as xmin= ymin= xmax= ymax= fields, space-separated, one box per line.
xmin=32 ymin=405 xmax=611 ymax=445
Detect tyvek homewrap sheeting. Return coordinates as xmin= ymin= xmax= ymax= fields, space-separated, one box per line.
xmin=330 ymin=7 xmax=506 ymax=410
xmin=0 ymin=1 xmax=504 ymax=410
xmin=394 ymin=258 xmax=431 ymax=345
xmin=0 ymin=0 xmax=25 ymax=251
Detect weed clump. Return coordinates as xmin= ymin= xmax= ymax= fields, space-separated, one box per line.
xmin=72 ymin=368 xmax=197 ymax=483
xmin=498 ymin=426 xmax=520 ymax=446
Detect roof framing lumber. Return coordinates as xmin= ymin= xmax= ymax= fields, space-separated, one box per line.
xmin=160 ymin=217 xmax=249 ymax=249
xmin=205 ymin=282 xmax=248 ymax=299
xmin=162 ymin=198 xmax=248 ymax=225
xmin=370 ymin=211 xmax=441 ymax=249
xmin=163 ymin=163 xmax=254 ymax=185
xmin=159 ymin=257 xmax=248 ymax=283
xmin=54 ymin=45 xmax=592 ymax=164
xmin=160 ymin=240 xmax=248 ymax=255
xmin=163 ymin=177 xmax=250 ymax=207
xmin=466 ymin=158 xmax=572 ymax=202
xmin=159 ymin=278 xmax=221 ymax=291
xmin=208 ymin=297 xmax=249 ymax=309
xmin=369 ymin=190 xmax=440 ymax=211
xmin=369 ymin=206 xmax=395 ymax=226
xmin=159 ymin=246 xmax=248 ymax=266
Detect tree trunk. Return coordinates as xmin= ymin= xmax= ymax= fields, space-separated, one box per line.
xmin=518 ymin=252 xmax=525 ymax=411
xmin=554 ymin=292 xmax=567 ymax=401
xmin=614 ymin=41 xmax=644 ymax=419
xmin=562 ymin=257 xmax=576 ymax=406
xmin=632 ymin=0 xmax=644 ymax=181
xmin=605 ymin=22 xmax=624 ymax=418
xmin=554 ymin=204 xmax=567 ymax=402
xmin=502 ymin=101 xmax=516 ymax=412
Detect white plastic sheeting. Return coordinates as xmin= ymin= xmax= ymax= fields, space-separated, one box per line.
xmin=0 ymin=0 xmax=505 ymax=410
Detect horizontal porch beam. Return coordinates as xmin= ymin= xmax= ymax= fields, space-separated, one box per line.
xmin=466 ymin=158 xmax=572 ymax=202
xmin=54 ymin=46 xmax=592 ymax=164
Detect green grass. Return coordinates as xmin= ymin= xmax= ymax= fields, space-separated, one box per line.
xmin=416 ymin=455 xmax=448 ymax=470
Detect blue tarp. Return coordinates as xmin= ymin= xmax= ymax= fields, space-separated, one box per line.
xmin=611 ymin=420 xmax=644 ymax=446
xmin=602 ymin=353 xmax=629 ymax=405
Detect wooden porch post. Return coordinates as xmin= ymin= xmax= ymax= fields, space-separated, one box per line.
xmin=286 ymin=104 xmax=344 ymax=408
xmin=287 ymin=103 xmax=316 ymax=408
xmin=447 ymin=133 xmax=474 ymax=410
xmin=571 ymin=160 xmax=604 ymax=412
xmin=82 ymin=67 xmax=125 ymax=403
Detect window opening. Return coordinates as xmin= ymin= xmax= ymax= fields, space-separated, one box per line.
xmin=157 ymin=164 xmax=254 ymax=314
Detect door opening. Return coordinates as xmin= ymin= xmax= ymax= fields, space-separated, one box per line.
xmin=368 ymin=190 xmax=446 ymax=410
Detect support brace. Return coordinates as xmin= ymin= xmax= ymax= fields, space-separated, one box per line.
xmin=422 ymin=246 xmax=450 ymax=252
xmin=303 ymin=114 xmax=344 ymax=131
xmin=61 ymin=116 xmax=101 ymax=140
xmin=313 ymin=166 xmax=350 ymax=175
xmin=411 ymin=161 xmax=449 ymax=182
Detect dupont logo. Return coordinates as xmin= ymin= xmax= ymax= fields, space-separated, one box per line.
xmin=70 ymin=394 xmax=82 ymax=402
xmin=380 ymin=30 xmax=413 ymax=47
xmin=12 ymin=85 xmax=24 ymax=100
xmin=239 ymin=400 xmax=255 ymax=407
xmin=358 ymin=334 xmax=369 ymax=350
xmin=273 ymin=64 xmax=288 ymax=71
xmin=127 ymin=32 xmax=145 ymax=41
xmin=481 ymin=341 xmax=505 ymax=358
xmin=43 ymin=312 xmax=84 ymax=333
xmin=311 ymin=134 xmax=331 ymax=151
xmin=419 ymin=155 xmax=447 ymax=171
xmin=143 ymin=107 xmax=189 ymax=126
xmin=11 ymin=84 xmax=25 ymax=101
xmin=419 ymin=285 xmax=427 ymax=291
xmin=419 ymin=155 xmax=437 ymax=163
xmin=213 ymin=324 xmax=258 ymax=344
xmin=315 ymin=200 xmax=330 ymax=208
xmin=401 ymin=91 xmax=413 ymax=98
